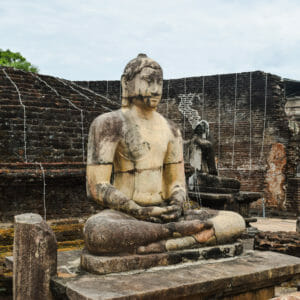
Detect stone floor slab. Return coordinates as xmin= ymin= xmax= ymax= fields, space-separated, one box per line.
xmin=52 ymin=251 xmax=300 ymax=300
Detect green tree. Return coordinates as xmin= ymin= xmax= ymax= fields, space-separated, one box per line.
xmin=0 ymin=49 xmax=39 ymax=73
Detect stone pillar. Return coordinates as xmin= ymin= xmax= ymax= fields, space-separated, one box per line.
xmin=13 ymin=213 xmax=57 ymax=300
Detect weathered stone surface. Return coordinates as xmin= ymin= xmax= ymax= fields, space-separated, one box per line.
xmin=81 ymin=242 xmax=243 ymax=275
xmin=52 ymin=251 xmax=300 ymax=300
xmin=237 ymin=191 xmax=261 ymax=203
xmin=13 ymin=213 xmax=57 ymax=300
xmin=287 ymin=178 xmax=300 ymax=214
xmin=265 ymin=143 xmax=287 ymax=209
xmin=189 ymin=191 xmax=232 ymax=204
xmin=254 ymin=231 xmax=300 ymax=257
xmin=6 ymin=249 xmax=81 ymax=276
xmin=272 ymin=291 xmax=300 ymax=300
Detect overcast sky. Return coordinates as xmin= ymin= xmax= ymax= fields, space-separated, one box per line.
xmin=1 ymin=0 xmax=300 ymax=81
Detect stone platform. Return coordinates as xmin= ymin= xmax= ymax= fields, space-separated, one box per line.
xmin=81 ymin=242 xmax=243 ymax=275
xmin=51 ymin=251 xmax=300 ymax=300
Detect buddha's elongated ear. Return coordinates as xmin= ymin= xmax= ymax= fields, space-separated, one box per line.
xmin=121 ymin=75 xmax=129 ymax=107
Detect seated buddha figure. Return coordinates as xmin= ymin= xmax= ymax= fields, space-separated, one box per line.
xmin=84 ymin=54 xmax=245 ymax=255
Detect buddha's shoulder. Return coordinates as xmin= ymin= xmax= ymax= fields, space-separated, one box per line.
xmin=91 ymin=109 xmax=124 ymax=128
xmin=155 ymin=112 xmax=182 ymax=139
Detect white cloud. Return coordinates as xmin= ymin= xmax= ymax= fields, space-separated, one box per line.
xmin=1 ymin=0 xmax=300 ymax=80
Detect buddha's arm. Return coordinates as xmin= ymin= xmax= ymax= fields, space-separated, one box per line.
xmin=163 ymin=162 xmax=186 ymax=207
xmin=163 ymin=127 xmax=187 ymax=217
xmin=87 ymin=165 xmax=135 ymax=212
xmin=86 ymin=114 xmax=140 ymax=214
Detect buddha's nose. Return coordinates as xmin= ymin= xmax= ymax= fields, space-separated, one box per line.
xmin=150 ymin=83 xmax=159 ymax=94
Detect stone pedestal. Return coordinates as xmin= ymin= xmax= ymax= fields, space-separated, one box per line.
xmin=13 ymin=213 xmax=57 ymax=300
xmin=188 ymin=172 xmax=261 ymax=218
xmin=81 ymin=242 xmax=243 ymax=275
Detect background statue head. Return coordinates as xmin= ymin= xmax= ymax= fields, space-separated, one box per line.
xmin=121 ymin=53 xmax=163 ymax=109
xmin=194 ymin=120 xmax=209 ymax=138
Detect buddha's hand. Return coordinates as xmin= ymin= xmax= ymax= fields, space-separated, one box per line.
xmin=128 ymin=200 xmax=181 ymax=223
xmin=155 ymin=189 xmax=186 ymax=222
xmin=167 ymin=189 xmax=185 ymax=209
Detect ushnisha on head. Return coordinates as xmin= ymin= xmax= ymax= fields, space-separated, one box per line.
xmin=121 ymin=54 xmax=163 ymax=109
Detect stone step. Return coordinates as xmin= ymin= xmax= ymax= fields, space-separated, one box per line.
xmin=80 ymin=242 xmax=243 ymax=275
xmin=237 ymin=191 xmax=262 ymax=203
xmin=189 ymin=191 xmax=232 ymax=204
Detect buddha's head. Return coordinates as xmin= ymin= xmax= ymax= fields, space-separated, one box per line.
xmin=121 ymin=54 xmax=163 ymax=109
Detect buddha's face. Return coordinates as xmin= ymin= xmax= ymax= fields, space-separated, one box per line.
xmin=128 ymin=67 xmax=163 ymax=109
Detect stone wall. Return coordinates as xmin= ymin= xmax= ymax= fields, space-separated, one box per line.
xmin=0 ymin=67 xmax=299 ymax=221
xmin=0 ymin=67 xmax=119 ymax=221
xmin=77 ymin=71 xmax=299 ymax=215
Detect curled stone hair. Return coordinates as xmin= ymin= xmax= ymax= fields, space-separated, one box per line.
xmin=121 ymin=54 xmax=163 ymax=107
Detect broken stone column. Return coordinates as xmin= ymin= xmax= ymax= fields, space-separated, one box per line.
xmin=13 ymin=213 xmax=57 ymax=300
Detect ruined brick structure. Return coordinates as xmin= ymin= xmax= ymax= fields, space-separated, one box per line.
xmin=0 ymin=67 xmax=119 ymax=221
xmin=78 ymin=72 xmax=299 ymax=216
xmin=0 ymin=67 xmax=299 ymax=221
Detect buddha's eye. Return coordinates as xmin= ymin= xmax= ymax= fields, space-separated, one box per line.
xmin=142 ymin=76 xmax=152 ymax=83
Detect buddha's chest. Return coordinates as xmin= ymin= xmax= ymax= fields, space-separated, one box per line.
xmin=117 ymin=119 xmax=170 ymax=162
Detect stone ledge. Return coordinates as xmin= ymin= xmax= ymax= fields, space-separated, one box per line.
xmin=81 ymin=242 xmax=243 ymax=275
xmin=51 ymin=251 xmax=300 ymax=300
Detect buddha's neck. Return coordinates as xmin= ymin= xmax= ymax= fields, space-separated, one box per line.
xmin=130 ymin=101 xmax=155 ymax=120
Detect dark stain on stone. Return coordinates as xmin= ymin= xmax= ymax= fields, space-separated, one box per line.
xmin=114 ymin=166 xmax=162 ymax=175
xmin=167 ymin=253 xmax=182 ymax=265
xmin=234 ymin=243 xmax=244 ymax=256
xmin=202 ymin=247 xmax=223 ymax=259
xmin=181 ymin=250 xmax=200 ymax=261
xmin=96 ymin=110 xmax=123 ymax=143
xmin=163 ymin=161 xmax=183 ymax=166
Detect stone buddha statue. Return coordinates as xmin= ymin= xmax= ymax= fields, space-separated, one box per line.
xmin=84 ymin=54 xmax=245 ymax=255
xmin=188 ymin=120 xmax=218 ymax=176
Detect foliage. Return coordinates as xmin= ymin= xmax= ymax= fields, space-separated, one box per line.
xmin=0 ymin=49 xmax=39 ymax=73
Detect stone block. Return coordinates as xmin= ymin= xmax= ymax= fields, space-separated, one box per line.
xmin=81 ymin=242 xmax=243 ymax=275
xmin=52 ymin=251 xmax=300 ymax=300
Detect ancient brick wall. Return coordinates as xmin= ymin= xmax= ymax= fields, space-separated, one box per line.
xmin=77 ymin=71 xmax=299 ymax=215
xmin=0 ymin=67 xmax=299 ymax=221
xmin=0 ymin=67 xmax=119 ymax=221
